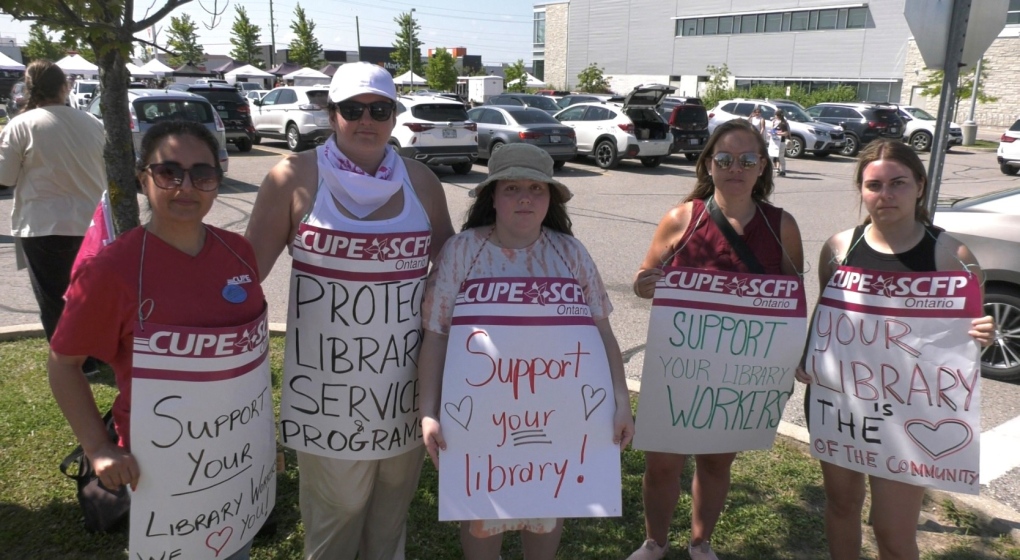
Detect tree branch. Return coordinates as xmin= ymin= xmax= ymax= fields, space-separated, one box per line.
xmin=196 ymin=0 xmax=229 ymax=30
xmin=134 ymin=0 xmax=193 ymax=32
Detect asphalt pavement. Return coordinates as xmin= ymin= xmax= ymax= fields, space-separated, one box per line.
xmin=2 ymin=134 xmax=1019 ymax=532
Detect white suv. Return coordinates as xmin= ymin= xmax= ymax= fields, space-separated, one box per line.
xmin=69 ymin=80 xmax=100 ymax=110
xmin=708 ymin=98 xmax=846 ymax=158
xmin=898 ymin=106 xmax=962 ymax=152
xmin=390 ymin=95 xmax=478 ymax=174
xmin=552 ymin=84 xmax=674 ymax=169
xmin=250 ymin=86 xmax=332 ymax=151
xmin=997 ymin=118 xmax=1020 ymax=175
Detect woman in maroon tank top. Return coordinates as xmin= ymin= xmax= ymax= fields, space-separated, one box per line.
xmin=794 ymin=139 xmax=994 ymax=560
xmin=626 ymin=120 xmax=805 ymax=560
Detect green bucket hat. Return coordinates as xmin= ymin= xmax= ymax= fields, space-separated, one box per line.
xmin=470 ymin=143 xmax=572 ymax=201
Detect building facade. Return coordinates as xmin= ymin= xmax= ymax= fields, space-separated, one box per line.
xmin=535 ymin=0 xmax=1020 ymax=127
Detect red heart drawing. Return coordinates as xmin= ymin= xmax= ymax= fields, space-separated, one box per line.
xmin=904 ymin=419 xmax=973 ymax=461
xmin=205 ymin=526 xmax=234 ymax=557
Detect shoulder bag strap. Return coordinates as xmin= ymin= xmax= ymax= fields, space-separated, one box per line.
xmin=706 ymin=196 xmax=765 ymax=274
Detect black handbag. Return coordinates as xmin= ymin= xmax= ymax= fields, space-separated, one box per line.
xmin=59 ymin=410 xmax=131 ymax=532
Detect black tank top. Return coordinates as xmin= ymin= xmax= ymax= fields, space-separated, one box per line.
xmin=842 ymin=224 xmax=942 ymax=272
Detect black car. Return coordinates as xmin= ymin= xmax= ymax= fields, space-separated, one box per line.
xmin=806 ymin=102 xmax=904 ymax=157
xmin=658 ymin=99 xmax=708 ymax=161
xmin=167 ymin=83 xmax=256 ymax=152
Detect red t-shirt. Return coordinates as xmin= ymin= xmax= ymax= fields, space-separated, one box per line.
xmin=51 ymin=225 xmax=264 ymax=449
xmin=669 ymin=198 xmax=786 ymax=274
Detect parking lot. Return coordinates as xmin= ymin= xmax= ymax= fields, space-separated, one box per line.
xmin=2 ymin=136 xmax=1019 ymax=510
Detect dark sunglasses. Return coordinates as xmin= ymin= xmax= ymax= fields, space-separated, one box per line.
xmin=712 ymin=152 xmax=762 ymax=170
xmin=144 ymin=162 xmax=222 ymax=192
xmin=336 ymin=101 xmax=396 ymax=122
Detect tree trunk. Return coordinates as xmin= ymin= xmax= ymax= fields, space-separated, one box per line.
xmin=95 ymin=46 xmax=141 ymax=236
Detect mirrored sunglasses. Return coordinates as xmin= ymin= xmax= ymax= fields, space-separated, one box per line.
xmin=712 ymin=152 xmax=762 ymax=170
xmin=144 ymin=162 xmax=222 ymax=192
xmin=336 ymin=101 xmax=396 ymax=122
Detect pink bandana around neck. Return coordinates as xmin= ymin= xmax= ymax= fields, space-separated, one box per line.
xmin=320 ymin=137 xmax=405 ymax=218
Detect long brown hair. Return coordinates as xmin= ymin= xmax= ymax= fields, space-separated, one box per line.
xmin=854 ymin=138 xmax=931 ymax=225
xmin=462 ymin=181 xmax=573 ymax=236
xmin=686 ymin=119 xmax=774 ymax=203
xmin=24 ymin=60 xmax=67 ymax=111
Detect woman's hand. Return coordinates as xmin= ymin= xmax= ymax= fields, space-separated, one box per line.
xmin=422 ymin=416 xmax=446 ymax=469
xmin=633 ymin=268 xmax=663 ymax=299
xmin=969 ymin=315 xmax=995 ymax=347
xmin=89 ymin=441 xmax=140 ymax=491
xmin=613 ymin=402 xmax=635 ymax=450
xmin=794 ymin=365 xmax=813 ymax=384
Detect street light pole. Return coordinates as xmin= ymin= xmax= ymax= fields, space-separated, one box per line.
xmin=408 ymin=9 xmax=415 ymax=90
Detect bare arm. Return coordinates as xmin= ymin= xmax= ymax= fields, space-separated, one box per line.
xmin=418 ymin=329 xmax=449 ymax=468
xmin=405 ymin=159 xmax=455 ymax=264
xmin=633 ymin=202 xmax=692 ymax=299
xmin=596 ymin=318 xmax=634 ymax=450
xmin=245 ymin=152 xmax=316 ymax=281
xmin=937 ymin=233 xmax=994 ymax=346
xmin=795 ymin=231 xmax=847 ymax=383
xmin=48 ymin=351 xmax=139 ymax=490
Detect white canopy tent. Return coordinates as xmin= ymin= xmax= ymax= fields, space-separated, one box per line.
xmin=0 ymin=51 xmax=24 ymax=71
xmin=524 ymin=73 xmax=546 ymax=88
xmin=225 ymin=64 xmax=275 ymax=80
xmin=392 ymin=70 xmax=427 ymax=86
xmin=139 ymin=58 xmax=174 ymax=76
xmin=55 ymin=54 xmax=98 ymax=77
xmin=125 ymin=62 xmax=155 ymax=78
xmin=283 ymin=67 xmax=330 ymax=86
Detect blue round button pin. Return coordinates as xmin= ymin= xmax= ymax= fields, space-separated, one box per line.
xmin=222 ymin=284 xmax=247 ymax=304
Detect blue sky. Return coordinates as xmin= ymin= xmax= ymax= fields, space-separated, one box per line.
xmin=0 ymin=0 xmax=535 ymax=65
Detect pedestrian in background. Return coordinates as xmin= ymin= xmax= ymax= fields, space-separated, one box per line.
xmin=0 ymin=60 xmax=105 ymax=375
xmin=769 ymin=109 xmax=790 ymax=177
xmin=748 ymin=105 xmax=766 ymax=138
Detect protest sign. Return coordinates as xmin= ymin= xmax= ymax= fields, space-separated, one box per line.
xmin=806 ymin=266 xmax=982 ymax=494
xmin=438 ymin=277 xmax=621 ymax=521
xmin=129 ymin=309 xmax=276 ymax=559
xmin=633 ymin=267 xmax=807 ymax=455
xmin=280 ymin=224 xmax=431 ymax=460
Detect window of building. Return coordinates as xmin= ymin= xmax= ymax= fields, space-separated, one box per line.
xmin=817 ymin=9 xmax=838 ymax=29
xmin=1009 ymin=0 xmax=1020 ymax=24
xmin=782 ymin=12 xmax=792 ymax=31
xmin=683 ymin=19 xmax=698 ymax=36
xmin=847 ymin=7 xmax=868 ymax=28
xmin=534 ymin=11 xmax=545 ymax=46
xmin=790 ymin=11 xmax=808 ymax=31
xmin=809 ymin=11 xmax=819 ymax=30
xmin=674 ymin=6 xmax=870 ymax=37
xmin=765 ymin=13 xmax=782 ymax=32
xmin=719 ymin=16 xmax=734 ymax=34
xmin=741 ymin=14 xmax=757 ymax=33
xmin=533 ymin=60 xmax=544 ymax=81
xmin=704 ymin=17 xmax=719 ymax=35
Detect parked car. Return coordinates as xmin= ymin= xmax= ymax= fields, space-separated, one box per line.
xmin=898 ymin=105 xmax=962 ymax=152
xmin=85 ymin=89 xmax=229 ymax=172
xmin=390 ymin=94 xmax=478 ymax=174
xmin=235 ymin=82 xmax=264 ymax=93
xmin=806 ymin=102 xmax=904 ymax=157
xmin=6 ymin=80 xmax=26 ymax=117
xmin=555 ymin=94 xmax=606 ymax=110
xmin=168 ymin=83 xmax=256 ymax=152
xmin=998 ymin=119 xmax=1020 ymax=176
xmin=660 ymin=99 xmax=708 ymax=161
xmin=68 ymin=79 xmax=100 ymax=110
xmin=934 ymin=187 xmax=1020 ymax=381
xmin=553 ymin=83 xmax=674 ymax=169
xmin=487 ymin=93 xmax=562 ymax=115
xmin=708 ymin=98 xmax=845 ymax=158
xmin=250 ymin=86 xmax=331 ymax=152
xmin=466 ymin=105 xmax=576 ymax=168
xmin=244 ymin=89 xmax=269 ymax=105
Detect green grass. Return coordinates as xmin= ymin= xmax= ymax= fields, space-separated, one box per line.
xmin=0 ymin=336 xmax=1014 ymax=559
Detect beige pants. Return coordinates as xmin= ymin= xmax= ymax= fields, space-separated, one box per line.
xmin=298 ymin=446 xmax=426 ymax=560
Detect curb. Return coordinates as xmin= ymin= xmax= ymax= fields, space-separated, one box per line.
xmin=5 ymin=324 xmax=1019 ymax=539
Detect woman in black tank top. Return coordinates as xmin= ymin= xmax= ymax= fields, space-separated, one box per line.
xmin=795 ymin=140 xmax=994 ymax=560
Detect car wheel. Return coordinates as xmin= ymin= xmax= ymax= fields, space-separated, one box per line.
xmin=813 ymin=150 xmax=832 ymax=158
xmin=451 ymin=161 xmax=473 ymax=174
xmin=252 ymin=133 xmax=261 ymax=146
xmin=553 ymin=160 xmax=566 ymax=171
xmin=1000 ymin=163 xmax=1019 ymax=176
xmin=488 ymin=141 xmax=505 ymax=162
xmin=594 ymin=139 xmax=618 ymax=169
xmin=286 ymin=124 xmax=305 ymax=152
xmin=981 ymin=285 xmax=1020 ymax=382
xmin=640 ymin=156 xmax=662 ymax=168
xmin=785 ymin=135 xmax=805 ymax=158
xmin=235 ymin=137 xmax=253 ymax=152
xmin=909 ymin=131 xmax=933 ymax=152
xmin=685 ymin=152 xmax=699 ymax=162
xmin=840 ymin=134 xmax=860 ymax=157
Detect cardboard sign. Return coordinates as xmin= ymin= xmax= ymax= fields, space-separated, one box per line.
xmin=280 ymin=224 xmax=430 ymax=460
xmin=129 ymin=309 xmax=276 ymax=559
xmin=438 ymin=277 xmax=622 ymax=521
xmin=806 ymin=266 xmax=982 ymax=494
xmin=633 ymin=267 xmax=807 ymax=454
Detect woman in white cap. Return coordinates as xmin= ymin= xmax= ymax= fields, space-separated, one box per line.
xmin=246 ymin=62 xmax=454 ymax=560
xmin=417 ymin=143 xmax=634 ymax=559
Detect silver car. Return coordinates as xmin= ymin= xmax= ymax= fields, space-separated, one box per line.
xmin=934 ymin=188 xmax=1020 ymax=381
xmin=85 ymin=89 xmax=229 ymax=172
xmin=466 ymin=106 xmax=577 ymax=169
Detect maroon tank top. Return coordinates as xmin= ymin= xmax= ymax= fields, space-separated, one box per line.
xmin=668 ymin=198 xmax=785 ymax=274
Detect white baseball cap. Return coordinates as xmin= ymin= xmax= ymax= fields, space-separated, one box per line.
xmin=328 ymin=62 xmax=397 ymax=103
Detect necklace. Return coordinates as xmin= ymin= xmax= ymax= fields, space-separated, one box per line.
xmin=490 ymin=226 xmax=542 ymax=250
